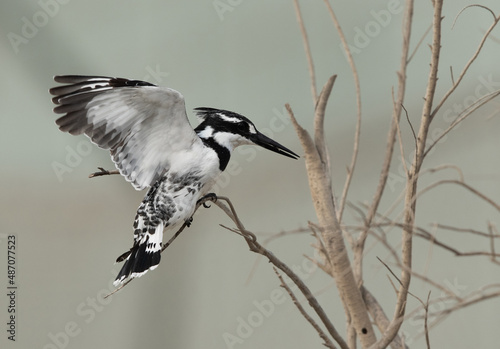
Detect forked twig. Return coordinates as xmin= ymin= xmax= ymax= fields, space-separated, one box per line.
xmin=215 ymin=197 xmax=348 ymax=349
xmin=89 ymin=167 xmax=120 ymax=178
xmin=431 ymin=5 xmax=500 ymax=120
xmin=274 ymin=267 xmax=336 ymax=349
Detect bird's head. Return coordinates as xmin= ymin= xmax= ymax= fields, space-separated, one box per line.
xmin=194 ymin=107 xmax=299 ymax=159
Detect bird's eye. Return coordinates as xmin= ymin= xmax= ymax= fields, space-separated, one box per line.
xmin=237 ymin=122 xmax=248 ymax=132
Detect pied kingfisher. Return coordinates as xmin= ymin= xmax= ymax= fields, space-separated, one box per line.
xmin=50 ymin=75 xmax=299 ymax=287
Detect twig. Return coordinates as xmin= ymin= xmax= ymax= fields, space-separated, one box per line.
xmin=425 ymin=89 xmax=500 ymax=157
xmin=274 ymin=268 xmax=336 ymax=349
xmin=368 ymin=2 xmax=420 ymax=348
xmin=414 ymin=229 xmax=500 ymax=259
xmin=361 ymin=286 xmax=409 ymax=349
xmin=488 ymin=222 xmax=500 ymax=265
xmin=417 ymin=179 xmax=500 ymax=213
xmin=401 ymin=104 xmax=417 ymax=151
xmin=407 ymin=23 xmax=432 ymax=64
xmin=392 ymin=95 xmax=409 ymax=177
xmin=423 ymin=292 xmax=432 ymax=349
xmin=435 ymin=223 xmax=500 ymax=238
xmin=104 ymin=278 xmax=132 ymax=299
xmin=394 ymin=0 xmax=442 ymax=330
xmin=423 ymin=164 xmax=464 ymax=182
xmin=357 ymin=0 xmax=414 ymax=288
xmin=215 ymin=197 xmax=349 ymax=349
xmin=314 ymin=75 xmax=337 ymax=181
xmin=89 ymin=167 xmax=120 ymax=178
xmin=431 ymin=6 xmax=500 ymax=120
xmin=377 ymin=257 xmax=432 ymax=348
xmin=293 ymin=0 xmax=317 ymax=104
xmin=452 ymin=4 xmax=497 ymax=28
xmin=322 ymin=0 xmax=362 ymax=223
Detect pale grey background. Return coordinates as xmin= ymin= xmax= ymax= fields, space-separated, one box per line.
xmin=1 ymin=1 xmax=500 ymax=348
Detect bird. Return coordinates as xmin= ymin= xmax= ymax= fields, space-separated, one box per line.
xmin=49 ymin=75 xmax=299 ymax=287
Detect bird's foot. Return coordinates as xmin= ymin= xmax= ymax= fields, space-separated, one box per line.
xmin=184 ymin=194 xmax=217 ymax=228
xmin=197 ymin=193 xmax=218 ymax=208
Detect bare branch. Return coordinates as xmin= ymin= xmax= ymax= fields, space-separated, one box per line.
xmin=287 ymin=101 xmax=377 ymax=347
xmin=452 ymin=4 xmax=497 ymax=28
xmin=361 ymin=286 xmax=409 ymax=349
xmin=424 ymin=89 xmax=500 ymax=157
xmin=434 ymin=223 xmax=499 ymax=238
xmin=322 ymin=0 xmax=362 ymax=223
xmin=423 ymin=292 xmax=432 ymax=349
xmin=390 ymin=0 xmax=443 ymax=339
xmin=417 ymin=179 xmax=500 ymax=213
xmin=274 ymin=268 xmax=337 ymax=349
xmin=88 ymin=167 xmax=120 ymax=178
xmin=431 ymin=7 xmax=500 ymax=119
xmin=293 ymin=0 xmax=318 ymax=104
xmin=356 ymin=0 xmax=414 ymax=287
xmin=407 ymin=23 xmax=432 ymax=64
xmin=314 ymin=75 xmax=337 ymax=172
xmin=213 ymin=196 xmax=349 ymax=349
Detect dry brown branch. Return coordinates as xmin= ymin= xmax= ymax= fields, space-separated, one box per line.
xmin=322 ymin=0 xmax=362 ymax=223
xmin=314 ymin=75 xmax=337 ymax=182
xmin=392 ymin=95 xmax=410 ymax=178
xmin=214 ymin=197 xmax=349 ymax=349
xmin=407 ymin=23 xmax=432 ymax=64
xmin=417 ymin=179 xmax=500 ymax=213
xmin=293 ymin=0 xmax=317 ymax=104
xmin=423 ymin=292 xmax=432 ymax=349
xmin=366 ymin=219 xmax=499 ymax=299
xmin=430 ymin=6 xmax=500 ymax=120
xmin=356 ymin=0 xmax=415 ymax=293
xmin=405 ymin=285 xmax=500 ymax=339
xmin=287 ymin=88 xmax=376 ymax=346
xmin=414 ymin=228 xmax=500 ymax=259
xmin=377 ymin=3 xmax=444 ymax=347
xmin=424 ymin=89 xmax=500 ymax=157
xmin=378 ymin=259 xmax=433 ymax=348
xmin=274 ymin=268 xmax=336 ymax=349
xmin=424 ymin=164 xmax=464 ymax=181
xmin=488 ymin=222 xmax=500 ymax=265
xmin=435 ymin=223 xmax=500 ymax=238
xmin=88 ymin=167 xmax=120 ymax=178
xmin=366 ymin=218 xmax=500 ymax=261
xmin=361 ymin=286 xmax=409 ymax=349
xmin=244 ymin=226 xmax=311 ymax=285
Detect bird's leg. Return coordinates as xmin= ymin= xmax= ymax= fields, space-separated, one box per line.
xmin=89 ymin=167 xmax=120 ymax=178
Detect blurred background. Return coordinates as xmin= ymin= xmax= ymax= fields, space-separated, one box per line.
xmin=1 ymin=1 xmax=499 ymax=348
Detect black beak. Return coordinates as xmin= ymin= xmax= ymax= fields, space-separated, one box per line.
xmin=250 ymin=132 xmax=300 ymax=160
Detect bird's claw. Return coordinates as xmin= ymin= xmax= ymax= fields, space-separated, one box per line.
xmin=198 ymin=193 xmax=218 ymax=208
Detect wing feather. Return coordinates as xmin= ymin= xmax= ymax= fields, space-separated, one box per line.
xmin=50 ymin=75 xmax=201 ymax=190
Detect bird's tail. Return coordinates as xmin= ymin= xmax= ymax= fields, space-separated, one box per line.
xmin=113 ymin=224 xmax=163 ymax=287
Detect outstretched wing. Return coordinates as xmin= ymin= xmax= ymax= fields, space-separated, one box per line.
xmin=50 ymin=75 xmax=201 ymax=190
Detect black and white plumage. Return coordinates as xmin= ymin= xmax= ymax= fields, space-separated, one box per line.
xmin=50 ymin=75 xmax=299 ymax=287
